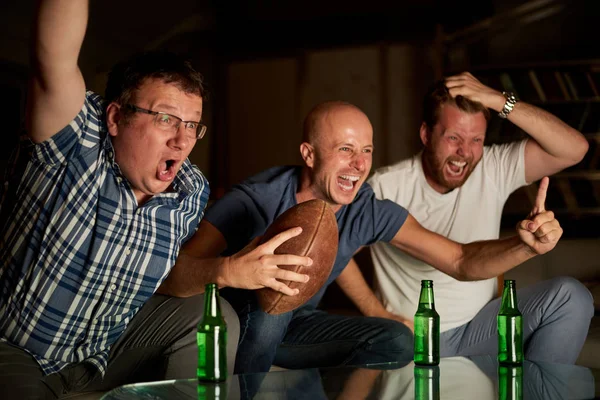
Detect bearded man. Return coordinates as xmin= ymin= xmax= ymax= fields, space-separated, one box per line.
xmin=345 ymin=72 xmax=592 ymax=364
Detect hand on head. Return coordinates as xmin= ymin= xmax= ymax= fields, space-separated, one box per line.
xmin=444 ymin=72 xmax=505 ymax=110
xmin=517 ymin=177 xmax=563 ymax=254
xmin=226 ymin=227 xmax=312 ymax=296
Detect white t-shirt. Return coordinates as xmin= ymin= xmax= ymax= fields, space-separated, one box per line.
xmin=368 ymin=140 xmax=527 ymax=332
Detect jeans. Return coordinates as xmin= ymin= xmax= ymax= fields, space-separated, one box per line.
xmin=223 ymin=289 xmax=414 ymax=375
xmin=441 ymin=276 xmax=594 ymax=364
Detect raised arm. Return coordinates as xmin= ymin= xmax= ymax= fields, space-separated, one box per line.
xmin=158 ymin=220 xmax=312 ymax=297
xmin=28 ymin=0 xmax=88 ymax=143
xmin=445 ymin=72 xmax=589 ymax=182
xmin=390 ymin=177 xmax=562 ymax=281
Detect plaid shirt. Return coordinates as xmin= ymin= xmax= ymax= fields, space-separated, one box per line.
xmin=0 ymin=91 xmax=209 ymax=376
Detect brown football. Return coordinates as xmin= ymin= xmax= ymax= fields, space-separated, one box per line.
xmin=256 ymin=199 xmax=339 ymax=315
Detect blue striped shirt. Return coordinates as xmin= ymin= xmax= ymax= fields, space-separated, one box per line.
xmin=0 ymin=91 xmax=209 ymax=376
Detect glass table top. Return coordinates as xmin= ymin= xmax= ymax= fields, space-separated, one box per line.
xmin=101 ymin=355 xmax=598 ymax=400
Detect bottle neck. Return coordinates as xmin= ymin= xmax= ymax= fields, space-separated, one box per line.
xmin=203 ymin=284 xmax=223 ymax=320
xmin=418 ymin=285 xmax=435 ymax=310
xmin=499 ymin=283 xmax=518 ymax=312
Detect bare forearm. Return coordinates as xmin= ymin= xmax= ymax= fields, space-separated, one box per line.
xmin=457 ymin=236 xmax=536 ymax=281
xmin=337 ymin=258 xmax=388 ymax=317
xmin=507 ymin=101 xmax=588 ymax=163
xmin=34 ymin=0 xmax=88 ymax=78
xmin=158 ymin=254 xmax=229 ymax=297
xmin=29 ymin=0 xmax=88 ymax=142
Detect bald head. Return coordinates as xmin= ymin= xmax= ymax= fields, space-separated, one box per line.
xmin=297 ymin=100 xmax=374 ymax=209
xmin=302 ymin=101 xmax=370 ymax=146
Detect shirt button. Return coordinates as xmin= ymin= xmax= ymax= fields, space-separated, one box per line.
xmin=126 ymin=248 xmax=131 ymax=256
xmin=108 ymin=151 xmax=114 ymax=158
xmin=110 ymin=284 xmax=117 ymax=291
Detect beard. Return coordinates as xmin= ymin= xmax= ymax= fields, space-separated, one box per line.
xmin=422 ymin=147 xmax=478 ymax=192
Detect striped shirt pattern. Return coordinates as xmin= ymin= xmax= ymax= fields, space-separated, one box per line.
xmin=0 ymin=91 xmax=209 ymax=376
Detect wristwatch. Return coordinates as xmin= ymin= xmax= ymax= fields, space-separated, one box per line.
xmin=498 ymin=92 xmax=518 ymax=119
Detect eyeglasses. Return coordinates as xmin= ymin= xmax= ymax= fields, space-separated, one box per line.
xmin=125 ymin=104 xmax=207 ymax=140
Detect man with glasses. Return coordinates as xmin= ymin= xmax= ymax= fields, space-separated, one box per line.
xmin=0 ymin=0 xmax=257 ymax=398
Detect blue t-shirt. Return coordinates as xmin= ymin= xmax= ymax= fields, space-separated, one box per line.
xmin=204 ymin=166 xmax=408 ymax=309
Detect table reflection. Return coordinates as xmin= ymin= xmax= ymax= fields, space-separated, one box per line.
xmin=101 ymin=356 xmax=596 ymax=399
xmin=370 ymin=356 xmax=595 ymax=400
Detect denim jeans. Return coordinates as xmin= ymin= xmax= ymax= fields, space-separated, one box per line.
xmin=223 ymin=288 xmax=414 ymax=374
xmin=440 ymin=276 xmax=594 ymax=364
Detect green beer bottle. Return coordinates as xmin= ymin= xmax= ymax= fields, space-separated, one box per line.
xmin=197 ymin=283 xmax=227 ymax=382
xmin=498 ymin=365 xmax=523 ymax=400
xmin=414 ymin=280 xmax=440 ymax=366
xmin=497 ymin=280 xmax=523 ymax=365
xmin=414 ymin=365 xmax=440 ymax=400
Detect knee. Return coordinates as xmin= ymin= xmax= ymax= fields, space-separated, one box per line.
xmin=239 ymin=309 xmax=292 ymax=351
xmin=370 ymin=319 xmax=414 ymax=360
xmin=548 ymin=276 xmax=594 ymax=319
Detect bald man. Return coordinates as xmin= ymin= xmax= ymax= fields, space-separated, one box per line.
xmin=160 ymin=101 xmax=563 ymax=374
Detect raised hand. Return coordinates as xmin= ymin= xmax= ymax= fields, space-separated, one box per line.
xmin=444 ymin=71 xmax=506 ymax=111
xmin=517 ymin=177 xmax=563 ymax=254
xmin=226 ymin=227 xmax=312 ymax=296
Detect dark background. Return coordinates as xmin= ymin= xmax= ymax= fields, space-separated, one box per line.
xmin=1 ymin=0 xmax=598 ymax=237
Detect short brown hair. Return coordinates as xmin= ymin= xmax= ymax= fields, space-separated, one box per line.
xmin=422 ymin=79 xmax=490 ymax=129
xmin=105 ymin=51 xmax=206 ymax=113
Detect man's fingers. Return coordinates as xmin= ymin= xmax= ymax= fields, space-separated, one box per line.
xmin=267 ymin=280 xmax=299 ymax=297
xmin=262 ymin=254 xmax=313 ymax=268
xmin=541 ymin=227 xmax=563 ymax=244
xmin=261 ymin=227 xmax=303 ymax=253
xmin=520 ymin=210 xmax=556 ymax=232
xmin=274 ymin=268 xmax=310 ymax=283
xmin=534 ymin=177 xmax=549 ymax=213
xmin=518 ymin=219 xmax=533 ymax=232
xmin=534 ymin=223 xmax=562 ymax=243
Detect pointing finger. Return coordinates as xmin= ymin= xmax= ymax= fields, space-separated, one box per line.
xmin=534 ymin=177 xmax=549 ymax=213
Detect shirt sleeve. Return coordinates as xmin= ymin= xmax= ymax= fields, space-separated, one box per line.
xmin=203 ymin=187 xmax=269 ymax=255
xmin=32 ymin=91 xmax=105 ymax=166
xmin=341 ymin=183 xmax=409 ymax=248
xmin=482 ymin=140 xmax=528 ymax=201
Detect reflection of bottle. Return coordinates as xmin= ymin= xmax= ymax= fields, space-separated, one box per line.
xmin=414 ymin=365 xmax=440 ymax=400
xmin=197 ymin=283 xmax=227 ymax=382
xmin=414 ymin=280 xmax=440 ymax=366
xmin=498 ymin=365 xmax=523 ymax=400
xmin=497 ymin=280 xmax=523 ymax=365
xmin=197 ymin=382 xmax=228 ymax=400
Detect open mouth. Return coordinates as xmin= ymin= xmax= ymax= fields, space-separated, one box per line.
xmin=446 ymin=160 xmax=467 ymax=178
xmin=337 ymin=174 xmax=360 ymax=191
xmin=157 ymin=159 xmax=177 ymax=181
